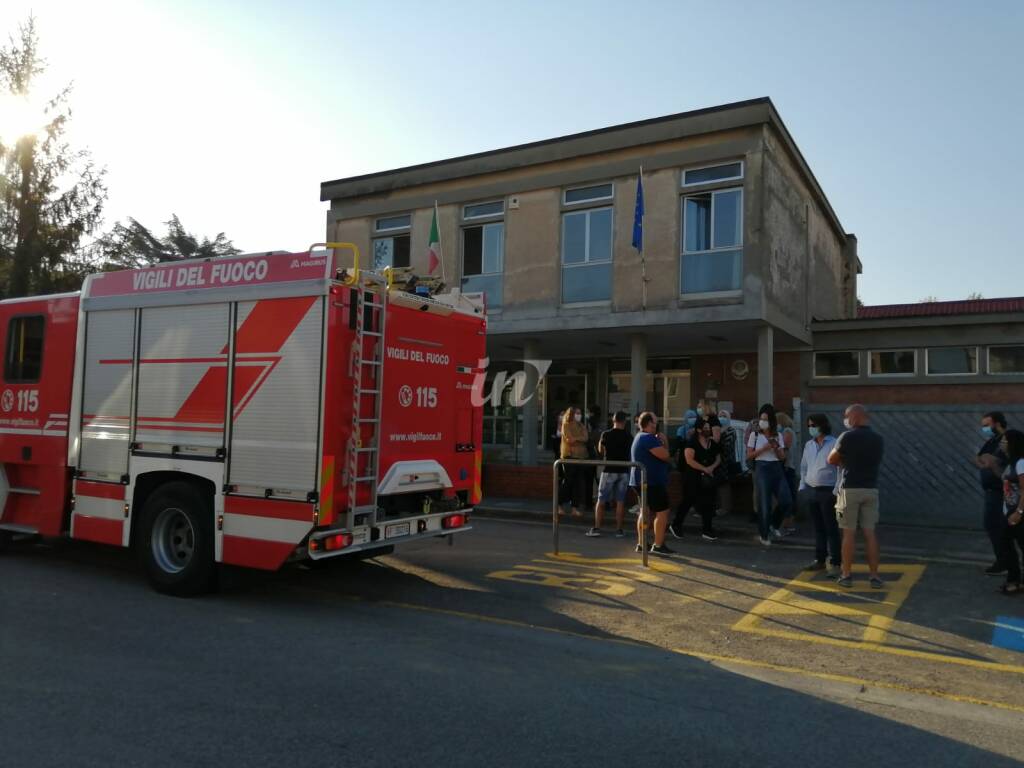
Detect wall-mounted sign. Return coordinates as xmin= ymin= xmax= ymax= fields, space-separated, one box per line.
xmin=730 ymin=359 xmax=750 ymax=381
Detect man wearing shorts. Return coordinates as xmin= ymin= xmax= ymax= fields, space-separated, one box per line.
xmin=829 ymin=404 xmax=885 ymax=588
xmin=631 ymin=412 xmax=674 ymax=555
xmin=588 ymin=411 xmax=632 ymax=538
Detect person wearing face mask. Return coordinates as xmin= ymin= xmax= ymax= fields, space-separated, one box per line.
xmin=974 ymin=411 xmax=1010 ymax=575
xmin=683 ymin=416 xmax=723 ymax=540
xmin=559 ymin=406 xmax=590 ymax=518
xmin=746 ymin=404 xmax=792 ymax=546
xmin=799 ymin=413 xmax=840 ymax=573
xmin=675 ymin=408 xmax=698 ymax=454
xmin=828 ymin=404 xmax=885 ymax=588
xmin=996 ymin=429 xmax=1024 ymax=595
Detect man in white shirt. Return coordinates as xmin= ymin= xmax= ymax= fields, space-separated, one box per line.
xmin=800 ymin=413 xmax=840 ymax=574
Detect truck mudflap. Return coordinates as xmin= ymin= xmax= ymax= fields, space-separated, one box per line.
xmin=305 ymin=509 xmax=471 ymax=561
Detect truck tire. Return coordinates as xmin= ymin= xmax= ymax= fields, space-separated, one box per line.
xmin=0 ymin=530 xmax=10 ymax=553
xmin=137 ymin=481 xmax=216 ymax=596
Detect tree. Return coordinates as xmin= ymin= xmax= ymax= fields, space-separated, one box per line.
xmin=0 ymin=17 xmax=106 ymax=297
xmin=966 ymin=292 xmax=984 ymax=300
xmin=93 ymin=215 xmax=241 ymax=269
xmin=919 ymin=295 xmax=938 ymax=303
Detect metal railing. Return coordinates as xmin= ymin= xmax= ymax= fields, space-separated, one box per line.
xmin=552 ymin=459 xmax=649 ymax=567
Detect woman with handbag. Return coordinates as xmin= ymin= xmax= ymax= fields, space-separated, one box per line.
xmin=683 ymin=416 xmax=723 ymax=541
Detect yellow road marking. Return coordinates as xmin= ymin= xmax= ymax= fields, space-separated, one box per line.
xmin=732 ymin=563 xmax=1024 ymax=674
xmin=486 ymin=551 xmax=683 ymax=597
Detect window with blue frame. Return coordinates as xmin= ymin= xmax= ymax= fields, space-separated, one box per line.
xmin=561 ymin=206 xmax=612 ymax=304
xmin=461 ymin=210 xmax=504 ymax=310
xmin=372 ymin=213 xmax=411 ymax=269
xmin=680 ymin=188 xmax=742 ymax=294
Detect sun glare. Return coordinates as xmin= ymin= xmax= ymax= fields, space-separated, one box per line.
xmin=0 ymin=93 xmax=47 ymax=143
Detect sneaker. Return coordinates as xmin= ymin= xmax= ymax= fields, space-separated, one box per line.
xmin=615 ymin=529 xmax=625 ymax=538
xmin=585 ymin=528 xmax=602 ymax=538
xmin=827 ymin=564 xmax=841 ymax=577
xmin=635 ymin=543 xmax=647 ymax=553
xmin=628 ymin=504 xmax=641 ymax=516
xmin=759 ymin=536 xmax=771 ymax=547
xmin=805 ymin=560 xmax=827 ymax=572
xmin=702 ymin=532 xmax=718 ymax=542
xmin=650 ymin=543 xmax=676 ymax=556
xmin=985 ymin=563 xmax=1008 ymax=576
xmin=783 ymin=527 xmax=798 ymax=537
xmin=869 ymin=576 xmax=884 ymax=589
xmin=837 ymin=575 xmax=853 ymax=588
xmin=770 ymin=527 xmax=784 ymax=540
xmin=668 ymin=523 xmax=684 ymax=540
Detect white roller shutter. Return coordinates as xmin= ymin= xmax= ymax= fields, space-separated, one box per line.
xmin=79 ymin=309 xmax=135 ymax=478
xmin=228 ymin=297 xmax=323 ymax=494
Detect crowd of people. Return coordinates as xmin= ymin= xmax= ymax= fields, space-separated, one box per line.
xmin=556 ymin=402 xmax=1024 ymax=593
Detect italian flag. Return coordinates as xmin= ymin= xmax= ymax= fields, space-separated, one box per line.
xmin=427 ymin=204 xmax=441 ymax=275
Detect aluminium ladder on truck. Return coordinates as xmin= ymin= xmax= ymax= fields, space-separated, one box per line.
xmin=347 ymin=269 xmax=389 ymax=531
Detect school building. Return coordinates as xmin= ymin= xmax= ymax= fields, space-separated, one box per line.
xmin=320 ymin=97 xmax=1024 ymax=527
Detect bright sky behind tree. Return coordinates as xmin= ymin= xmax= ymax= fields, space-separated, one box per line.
xmin=1 ymin=0 xmax=1020 ymax=305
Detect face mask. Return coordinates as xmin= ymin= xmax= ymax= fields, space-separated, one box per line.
xmin=843 ymin=418 xmax=852 ymax=430
xmin=696 ymin=407 xmax=704 ymax=417
xmin=981 ymin=426 xmax=995 ymax=439
xmin=574 ymin=414 xmax=582 ymax=422
xmin=758 ymin=419 xmax=770 ymax=431
xmin=808 ymin=426 xmax=820 ymax=438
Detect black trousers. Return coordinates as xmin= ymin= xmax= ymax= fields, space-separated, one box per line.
xmin=679 ymin=475 xmax=716 ymax=534
xmin=1000 ymin=519 xmax=1024 ymax=585
xmin=984 ymin=488 xmax=1008 ymax=566
xmin=801 ymin=486 xmax=841 ymax=566
xmin=562 ymin=464 xmax=591 ymax=510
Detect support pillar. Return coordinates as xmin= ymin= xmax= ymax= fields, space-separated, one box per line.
xmin=595 ymin=358 xmax=609 ymax=428
xmin=520 ymin=339 xmax=540 ymax=466
xmin=630 ymin=333 xmax=647 ymax=430
xmin=757 ymin=325 xmax=774 ymax=408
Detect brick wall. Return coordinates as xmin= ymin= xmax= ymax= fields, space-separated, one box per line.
xmin=808 ymin=383 xmax=1024 ymax=405
xmin=483 ymin=462 xmax=754 ymax=514
xmin=482 ymin=463 xmax=553 ymax=500
xmin=689 ymin=351 xmax=801 ymax=418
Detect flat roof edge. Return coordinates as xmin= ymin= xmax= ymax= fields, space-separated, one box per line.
xmin=319 ymin=97 xmax=773 ymax=202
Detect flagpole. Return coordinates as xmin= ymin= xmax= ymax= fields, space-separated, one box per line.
xmin=435 ymin=200 xmax=446 ymax=284
xmin=639 ymin=166 xmax=647 ymax=311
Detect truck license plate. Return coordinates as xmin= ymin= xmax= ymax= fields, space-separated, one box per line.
xmin=385 ymin=522 xmax=411 ymax=539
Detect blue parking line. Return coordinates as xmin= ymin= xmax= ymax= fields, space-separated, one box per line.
xmin=992 ymin=616 xmax=1024 ymax=652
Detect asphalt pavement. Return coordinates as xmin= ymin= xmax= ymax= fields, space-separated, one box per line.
xmin=1 ymin=516 xmax=1022 ymax=768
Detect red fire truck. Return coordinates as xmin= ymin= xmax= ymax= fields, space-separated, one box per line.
xmin=0 ymin=244 xmax=485 ymax=594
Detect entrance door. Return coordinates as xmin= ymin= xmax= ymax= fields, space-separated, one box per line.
xmin=545 ymin=374 xmax=587 ymax=451
xmin=661 ymin=371 xmax=691 ymax=436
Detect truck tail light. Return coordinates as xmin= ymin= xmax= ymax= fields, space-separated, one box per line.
xmin=324 ymin=533 xmax=353 ymax=551
xmin=311 ymin=532 xmax=353 ymax=553
xmin=442 ymin=514 xmax=466 ymax=530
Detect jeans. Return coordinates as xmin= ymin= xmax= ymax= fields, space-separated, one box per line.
xmin=801 ymin=486 xmax=841 ymax=566
xmin=1000 ymin=520 xmax=1024 ymax=585
xmin=754 ymin=461 xmax=791 ymax=540
xmin=983 ymin=488 xmax=1008 ymax=566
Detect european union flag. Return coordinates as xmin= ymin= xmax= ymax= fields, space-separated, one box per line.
xmin=631 ymin=170 xmax=644 ymax=252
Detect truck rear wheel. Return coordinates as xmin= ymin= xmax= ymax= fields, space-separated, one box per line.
xmin=138 ymin=481 xmax=216 ymax=596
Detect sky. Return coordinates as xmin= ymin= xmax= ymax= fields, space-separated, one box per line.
xmin=1 ymin=0 xmax=1021 ymax=305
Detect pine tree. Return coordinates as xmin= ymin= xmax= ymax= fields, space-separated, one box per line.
xmin=0 ymin=16 xmax=106 ymax=297
xmin=93 ymin=215 xmax=241 ymax=269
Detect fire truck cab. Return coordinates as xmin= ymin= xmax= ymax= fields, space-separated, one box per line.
xmin=0 ymin=245 xmax=485 ymax=595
